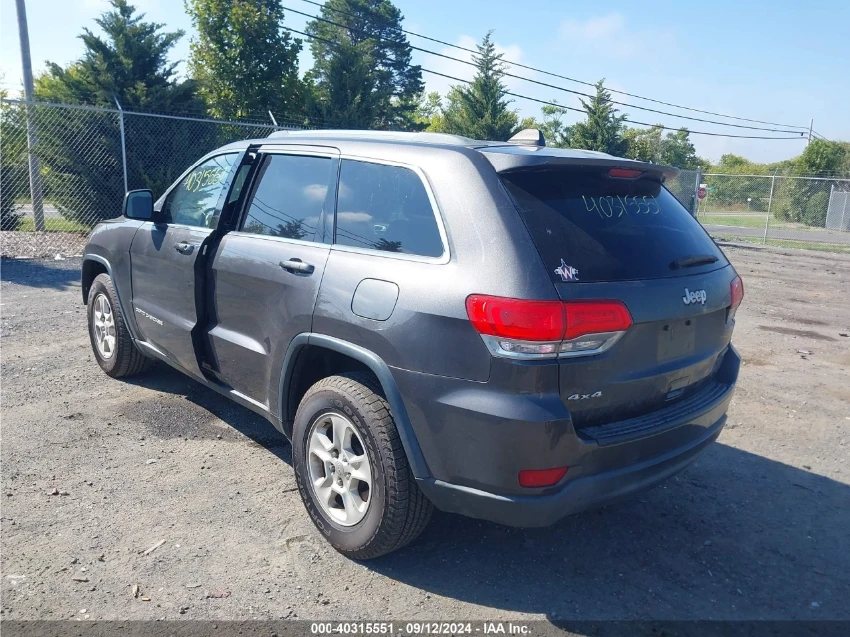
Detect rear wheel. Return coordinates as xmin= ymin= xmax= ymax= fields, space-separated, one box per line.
xmin=293 ymin=373 xmax=433 ymax=559
xmin=87 ymin=273 xmax=153 ymax=378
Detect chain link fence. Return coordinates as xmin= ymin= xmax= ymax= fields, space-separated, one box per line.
xmin=695 ymin=173 xmax=850 ymax=253
xmin=667 ymin=168 xmax=700 ymax=216
xmin=1 ymin=99 xmax=285 ymax=257
xmin=3 ymin=98 xmax=849 ymax=257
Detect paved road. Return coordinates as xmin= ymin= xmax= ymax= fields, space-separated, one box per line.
xmin=17 ymin=203 xmax=63 ymax=219
xmin=704 ymin=223 xmax=850 ymax=245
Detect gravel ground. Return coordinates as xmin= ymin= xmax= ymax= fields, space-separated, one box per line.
xmin=1 ymin=245 xmax=849 ymax=624
xmin=0 ymin=232 xmax=88 ymax=259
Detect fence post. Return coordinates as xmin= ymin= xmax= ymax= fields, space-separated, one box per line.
xmin=113 ymin=97 xmax=128 ymax=194
xmin=692 ymin=166 xmax=702 ymax=217
xmin=763 ymin=172 xmax=777 ymax=244
xmin=15 ymin=0 xmax=45 ymax=231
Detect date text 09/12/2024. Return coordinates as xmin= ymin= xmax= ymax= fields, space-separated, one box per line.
xmin=310 ymin=622 xmax=531 ymax=635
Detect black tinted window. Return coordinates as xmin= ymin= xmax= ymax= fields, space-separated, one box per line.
xmin=242 ymin=154 xmax=335 ymax=242
xmin=336 ymin=160 xmax=443 ymax=258
xmin=162 ymin=153 xmax=238 ymax=228
xmin=501 ymin=169 xmax=727 ymax=283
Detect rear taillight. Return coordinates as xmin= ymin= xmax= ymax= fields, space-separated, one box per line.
xmin=519 ymin=467 xmax=569 ymax=488
xmin=465 ymin=295 xmax=632 ymax=360
xmin=563 ymin=301 xmax=633 ymax=339
xmin=465 ymin=296 xmax=565 ymax=341
xmin=729 ymin=275 xmax=744 ymax=322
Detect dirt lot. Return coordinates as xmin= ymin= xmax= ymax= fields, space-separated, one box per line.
xmin=1 ymin=245 xmax=849 ymax=625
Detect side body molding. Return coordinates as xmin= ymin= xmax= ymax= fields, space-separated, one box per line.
xmin=279 ymin=333 xmax=431 ymax=480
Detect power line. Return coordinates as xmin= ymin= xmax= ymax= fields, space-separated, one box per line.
xmin=295 ymin=0 xmax=809 ymax=132
xmin=283 ymin=26 xmax=805 ymax=141
xmin=285 ymin=4 xmax=804 ymax=134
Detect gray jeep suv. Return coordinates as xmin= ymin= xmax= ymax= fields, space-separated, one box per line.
xmin=82 ymin=129 xmax=743 ymax=559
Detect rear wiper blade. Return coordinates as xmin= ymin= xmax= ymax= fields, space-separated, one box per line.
xmin=670 ymin=254 xmax=719 ymax=269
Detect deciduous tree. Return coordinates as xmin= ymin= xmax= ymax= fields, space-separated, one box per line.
xmin=186 ymin=0 xmax=303 ymax=121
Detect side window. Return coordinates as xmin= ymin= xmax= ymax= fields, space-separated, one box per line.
xmin=241 ymin=154 xmax=335 ymax=243
xmin=227 ymin=163 xmax=252 ymax=205
xmin=335 ymin=160 xmax=444 ymax=258
xmin=161 ymin=153 xmax=238 ymax=228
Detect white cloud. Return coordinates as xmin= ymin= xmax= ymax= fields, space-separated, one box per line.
xmin=558 ymin=13 xmax=642 ymax=59
xmin=302 ymin=183 xmax=328 ymax=201
xmin=336 ymin=211 xmax=373 ymax=224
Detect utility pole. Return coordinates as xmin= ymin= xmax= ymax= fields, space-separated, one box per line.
xmin=807 ymin=118 xmax=814 ymax=146
xmin=14 ymin=0 xmax=45 ymax=231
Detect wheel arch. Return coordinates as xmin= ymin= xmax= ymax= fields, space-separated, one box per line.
xmin=82 ymin=254 xmax=141 ymax=341
xmin=81 ymin=255 xmax=111 ymax=304
xmin=279 ymin=334 xmax=431 ymax=479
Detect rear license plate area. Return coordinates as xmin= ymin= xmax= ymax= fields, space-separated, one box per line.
xmin=657 ymin=319 xmax=696 ymax=361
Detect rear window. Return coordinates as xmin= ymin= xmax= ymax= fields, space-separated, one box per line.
xmin=501 ymin=169 xmax=727 ymax=283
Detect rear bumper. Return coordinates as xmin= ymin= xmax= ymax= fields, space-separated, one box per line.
xmin=401 ymin=345 xmax=740 ymax=527
xmin=416 ymin=411 xmax=726 ymax=527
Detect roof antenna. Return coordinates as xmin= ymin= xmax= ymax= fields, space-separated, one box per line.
xmin=508 ymin=129 xmax=546 ymax=147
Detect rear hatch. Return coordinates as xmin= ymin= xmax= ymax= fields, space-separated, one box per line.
xmin=499 ymin=165 xmax=737 ymax=430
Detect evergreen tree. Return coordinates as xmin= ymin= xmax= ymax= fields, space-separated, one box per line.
xmin=440 ymin=32 xmax=519 ymax=141
xmin=36 ymin=0 xmax=197 ymax=112
xmin=306 ymin=0 xmax=423 ymax=129
xmin=569 ymin=80 xmax=627 ymax=156
xmin=0 ymin=93 xmax=28 ymax=230
xmin=186 ymin=0 xmax=303 ymax=121
xmin=33 ymin=0 xmax=206 ymax=222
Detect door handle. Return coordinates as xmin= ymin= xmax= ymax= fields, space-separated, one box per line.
xmin=279 ymin=259 xmax=315 ymax=275
xmin=174 ymin=242 xmax=195 ymax=255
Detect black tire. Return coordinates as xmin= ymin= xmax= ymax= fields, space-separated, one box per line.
xmin=292 ymin=372 xmax=433 ymax=559
xmin=87 ymin=273 xmax=153 ymax=378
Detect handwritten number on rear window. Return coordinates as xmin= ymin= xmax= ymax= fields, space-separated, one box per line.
xmin=582 ymin=195 xmax=660 ymax=218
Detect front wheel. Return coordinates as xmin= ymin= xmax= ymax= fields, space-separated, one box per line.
xmin=87 ymin=273 xmax=153 ymax=378
xmin=292 ymin=373 xmax=433 ymax=559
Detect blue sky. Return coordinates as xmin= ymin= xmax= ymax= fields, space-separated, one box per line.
xmin=2 ymin=0 xmax=847 ymax=163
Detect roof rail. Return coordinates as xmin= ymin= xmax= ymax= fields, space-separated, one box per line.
xmin=267 ymin=129 xmax=479 ymax=146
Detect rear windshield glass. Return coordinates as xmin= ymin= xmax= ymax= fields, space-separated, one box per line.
xmin=501 ymin=169 xmax=727 ymax=283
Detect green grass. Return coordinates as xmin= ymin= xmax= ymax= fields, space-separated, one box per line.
xmin=699 ymin=213 xmax=767 ymax=228
xmin=698 ymin=214 xmax=829 ymax=232
xmin=713 ymin=234 xmax=850 ymax=254
xmin=16 ymin=217 xmax=92 ymax=233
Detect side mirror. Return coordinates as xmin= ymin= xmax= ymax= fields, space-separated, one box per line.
xmin=123 ymin=189 xmax=153 ymax=220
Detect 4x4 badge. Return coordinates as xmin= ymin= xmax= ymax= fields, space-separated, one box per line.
xmin=554 ymin=259 xmax=579 ymax=282
xmin=567 ymin=391 xmax=603 ymax=400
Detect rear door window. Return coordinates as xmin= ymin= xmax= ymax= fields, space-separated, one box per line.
xmin=335 ymin=160 xmax=444 ymax=258
xmin=501 ymin=169 xmax=727 ymax=283
xmin=241 ymin=153 xmax=336 ymax=243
